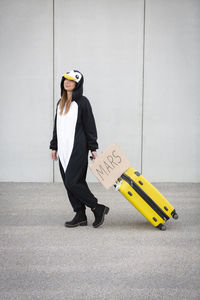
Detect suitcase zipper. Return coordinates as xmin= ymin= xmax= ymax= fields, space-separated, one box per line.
xmin=121 ymin=173 xmax=169 ymax=221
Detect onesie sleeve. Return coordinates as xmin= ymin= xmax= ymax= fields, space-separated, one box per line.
xmin=81 ymin=97 xmax=99 ymax=152
xmin=49 ymin=100 xmax=60 ymax=151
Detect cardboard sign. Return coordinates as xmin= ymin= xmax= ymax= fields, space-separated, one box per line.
xmin=89 ymin=143 xmax=131 ymax=189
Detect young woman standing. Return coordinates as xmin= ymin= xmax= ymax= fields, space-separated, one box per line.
xmin=50 ymin=70 xmax=109 ymax=228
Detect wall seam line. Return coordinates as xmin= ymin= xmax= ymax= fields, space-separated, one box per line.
xmin=141 ymin=0 xmax=146 ymax=174
xmin=52 ymin=0 xmax=55 ymax=182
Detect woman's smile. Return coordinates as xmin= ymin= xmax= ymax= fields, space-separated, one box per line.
xmin=64 ymin=79 xmax=76 ymax=91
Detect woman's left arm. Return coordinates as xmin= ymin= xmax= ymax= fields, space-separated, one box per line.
xmin=82 ymin=97 xmax=99 ymax=152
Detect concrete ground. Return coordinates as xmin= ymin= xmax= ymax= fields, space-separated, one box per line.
xmin=0 ymin=182 xmax=199 ymax=300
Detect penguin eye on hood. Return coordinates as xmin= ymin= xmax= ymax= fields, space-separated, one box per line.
xmin=63 ymin=70 xmax=82 ymax=83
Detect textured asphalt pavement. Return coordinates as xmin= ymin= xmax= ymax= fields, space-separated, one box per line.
xmin=0 ymin=182 xmax=199 ymax=300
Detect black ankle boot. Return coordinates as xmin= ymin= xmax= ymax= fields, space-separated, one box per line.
xmin=64 ymin=211 xmax=87 ymax=228
xmin=92 ymin=204 xmax=109 ymax=228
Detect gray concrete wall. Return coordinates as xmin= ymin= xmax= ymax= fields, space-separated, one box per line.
xmin=0 ymin=0 xmax=199 ymax=182
xmin=0 ymin=0 xmax=53 ymax=182
xmin=53 ymin=0 xmax=144 ymax=182
xmin=143 ymin=0 xmax=200 ymax=182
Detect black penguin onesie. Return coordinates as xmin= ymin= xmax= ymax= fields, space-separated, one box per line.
xmin=49 ymin=70 xmax=98 ymax=212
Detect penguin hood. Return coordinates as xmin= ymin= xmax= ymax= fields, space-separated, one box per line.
xmin=60 ymin=70 xmax=84 ymax=100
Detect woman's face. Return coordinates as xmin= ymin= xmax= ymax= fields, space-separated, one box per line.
xmin=64 ymin=79 xmax=76 ymax=91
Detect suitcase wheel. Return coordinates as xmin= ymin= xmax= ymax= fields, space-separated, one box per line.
xmin=173 ymin=213 xmax=178 ymax=220
xmin=157 ymin=224 xmax=166 ymax=231
xmin=171 ymin=210 xmax=179 ymax=220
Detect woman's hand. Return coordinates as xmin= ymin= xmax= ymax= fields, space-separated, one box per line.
xmin=51 ymin=150 xmax=58 ymax=161
xmin=91 ymin=151 xmax=97 ymax=160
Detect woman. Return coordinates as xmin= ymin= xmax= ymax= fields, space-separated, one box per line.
xmin=49 ymin=70 xmax=109 ymax=228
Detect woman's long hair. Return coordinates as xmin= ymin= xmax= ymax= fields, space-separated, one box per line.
xmin=59 ymin=89 xmax=72 ymax=115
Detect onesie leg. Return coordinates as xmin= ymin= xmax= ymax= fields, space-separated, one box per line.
xmin=66 ymin=189 xmax=86 ymax=212
xmin=59 ymin=159 xmax=86 ymax=212
xmin=64 ymin=157 xmax=98 ymax=209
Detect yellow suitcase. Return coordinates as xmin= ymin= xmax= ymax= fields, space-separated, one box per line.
xmin=115 ymin=168 xmax=178 ymax=230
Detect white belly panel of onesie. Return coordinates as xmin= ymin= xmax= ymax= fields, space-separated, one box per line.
xmin=57 ymin=101 xmax=78 ymax=172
